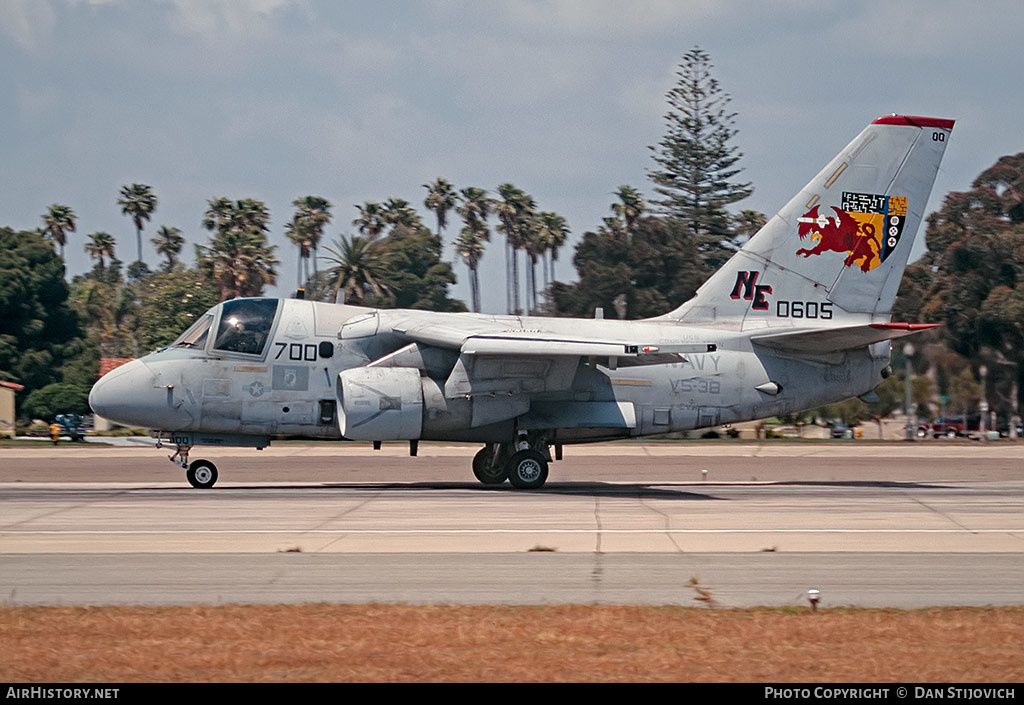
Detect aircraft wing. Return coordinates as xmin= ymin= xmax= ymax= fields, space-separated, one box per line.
xmin=391 ymin=319 xmax=715 ymax=367
xmin=750 ymin=323 xmax=939 ymax=356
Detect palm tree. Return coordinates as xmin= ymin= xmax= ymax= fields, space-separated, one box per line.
xmin=494 ymin=184 xmax=536 ymax=315
xmin=291 ymin=195 xmax=332 ymax=277
xmin=612 ymin=185 xmax=645 ymax=230
xmin=536 ymin=211 xmax=570 ymax=293
xmin=423 ymin=178 xmax=457 ymax=237
xmin=42 ymin=204 xmax=77 ymax=260
xmin=84 ymin=231 xmax=116 ymax=272
xmin=520 ymin=216 xmax=546 ymax=314
xmin=383 ymin=198 xmax=423 ymax=230
xmin=321 ymin=235 xmax=391 ymax=305
xmin=199 ymin=197 xmax=278 ymax=301
xmin=118 ymin=183 xmax=158 ymax=263
xmin=151 ymin=226 xmax=184 ymax=272
xmin=202 ymin=196 xmax=234 ymax=233
xmin=455 ymin=187 xmax=491 ymax=313
xmin=285 ymin=215 xmax=313 ymax=288
xmin=454 ymin=230 xmax=486 ymax=313
xmin=352 ymin=201 xmax=388 ymax=240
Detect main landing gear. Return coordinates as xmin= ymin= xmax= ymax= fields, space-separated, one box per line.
xmin=168 ymin=443 xmax=219 ymax=489
xmin=472 ymin=438 xmax=551 ymax=490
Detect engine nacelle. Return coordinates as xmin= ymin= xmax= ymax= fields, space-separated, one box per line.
xmin=338 ymin=367 xmax=424 ymax=440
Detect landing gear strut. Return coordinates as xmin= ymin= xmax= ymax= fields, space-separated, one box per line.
xmin=472 ymin=438 xmax=551 ymax=490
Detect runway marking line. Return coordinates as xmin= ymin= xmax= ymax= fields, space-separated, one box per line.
xmin=3 ymin=528 xmax=1023 ymax=535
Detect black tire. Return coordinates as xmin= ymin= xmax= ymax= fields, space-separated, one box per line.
xmin=472 ymin=448 xmax=507 ymax=485
xmin=946 ymin=429 xmax=957 ymax=439
xmin=186 ymin=459 xmax=218 ymax=489
xmin=506 ymin=449 xmax=548 ymax=490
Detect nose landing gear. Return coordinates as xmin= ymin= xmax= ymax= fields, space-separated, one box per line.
xmin=166 ymin=441 xmax=219 ymax=489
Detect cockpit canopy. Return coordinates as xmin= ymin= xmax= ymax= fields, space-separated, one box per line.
xmin=170 ymin=298 xmax=280 ymax=357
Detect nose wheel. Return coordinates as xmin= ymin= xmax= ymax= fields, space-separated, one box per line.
xmin=186 ymin=459 xmax=219 ymax=489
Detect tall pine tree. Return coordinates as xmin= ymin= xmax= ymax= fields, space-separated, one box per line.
xmin=648 ymin=47 xmax=752 ymax=270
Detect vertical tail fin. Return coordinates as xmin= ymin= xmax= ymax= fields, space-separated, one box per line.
xmin=664 ymin=114 xmax=953 ymax=327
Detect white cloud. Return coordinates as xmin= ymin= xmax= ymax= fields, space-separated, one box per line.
xmin=468 ymin=0 xmax=723 ymax=39
xmin=0 ymin=0 xmax=56 ymax=52
xmin=823 ymin=0 xmax=1022 ymax=60
xmin=166 ymin=0 xmax=303 ymax=37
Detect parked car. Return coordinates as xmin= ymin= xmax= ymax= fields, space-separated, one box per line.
xmin=921 ymin=416 xmax=968 ymax=438
xmin=997 ymin=418 xmax=1024 ymax=438
xmin=54 ymin=413 xmax=86 ymax=442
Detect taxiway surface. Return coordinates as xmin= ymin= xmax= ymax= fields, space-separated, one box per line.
xmin=2 ymin=442 xmax=1022 ymax=607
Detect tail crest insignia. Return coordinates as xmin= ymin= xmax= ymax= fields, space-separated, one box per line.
xmin=795 ymin=192 xmax=908 ymax=273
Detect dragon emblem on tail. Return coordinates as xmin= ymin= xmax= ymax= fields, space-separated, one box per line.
xmin=795 ymin=206 xmax=880 ymax=272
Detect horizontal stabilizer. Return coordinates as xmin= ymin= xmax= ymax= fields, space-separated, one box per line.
xmin=751 ymin=323 xmax=939 ymax=356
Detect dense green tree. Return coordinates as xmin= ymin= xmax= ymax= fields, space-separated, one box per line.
xmin=550 ymin=216 xmax=703 ymax=319
xmin=118 ymin=183 xmax=158 ymax=264
xmin=134 ymin=268 xmax=220 ymax=351
xmin=22 ymin=382 xmax=91 ymax=420
xmin=731 ymin=209 xmax=767 ymax=245
xmin=648 ymin=47 xmax=752 ymax=269
xmin=947 ymin=367 xmax=982 ymax=418
xmin=816 ymin=374 xmax=905 ymax=426
xmin=0 ymin=228 xmax=89 ymax=403
xmin=41 ymin=204 xmax=77 ymax=260
xmin=151 ymin=226 xmax=184 ymax=272
xmin=198 ymin=197 xmax=278 ymax=301
xmin=910 ymin=153 xmax=1024 ymax=418
xmin=70 ymin=271 xmax=139 ymax=359
xmin=370 ymin=225 xmax=466 ymax=312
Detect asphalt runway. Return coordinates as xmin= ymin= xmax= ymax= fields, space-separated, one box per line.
xmin=2 ymin=441 xmax=1022 ymax=607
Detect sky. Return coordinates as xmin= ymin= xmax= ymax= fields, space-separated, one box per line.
xmin=2 ymin=0 xmax=1022 ymax=314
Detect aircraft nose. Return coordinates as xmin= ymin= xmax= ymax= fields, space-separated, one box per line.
xmin=89 ymin=358 xmax=194 ymax=430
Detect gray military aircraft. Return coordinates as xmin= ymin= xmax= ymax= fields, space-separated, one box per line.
xmin=89 ymin=114 xmax=953 ymax=489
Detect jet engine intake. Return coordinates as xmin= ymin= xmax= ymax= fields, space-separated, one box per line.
xmin=338 ymin=367 xmax=424 ymax=440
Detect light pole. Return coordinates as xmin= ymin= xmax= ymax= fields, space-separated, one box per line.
xmin=979 ymin=364 xmax=988 ymax=441
xmin=904 ymin=343 xmax=915 ymax=441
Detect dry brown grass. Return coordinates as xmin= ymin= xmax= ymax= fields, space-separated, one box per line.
xmin=3 ymin=605 xmax=1022 ymax=683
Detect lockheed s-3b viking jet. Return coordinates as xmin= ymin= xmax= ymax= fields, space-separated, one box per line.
xmin=89 ymin=114 xmax=953 ymax=489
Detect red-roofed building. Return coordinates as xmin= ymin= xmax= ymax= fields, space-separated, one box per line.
xmin=94 ymin=358 xmax=139 ymax=431
xmin=99 ymin=357 xmax=134 ymax=378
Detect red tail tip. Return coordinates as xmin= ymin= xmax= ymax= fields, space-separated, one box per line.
xmin=872 ymin=114 xmax=955 ymax=130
